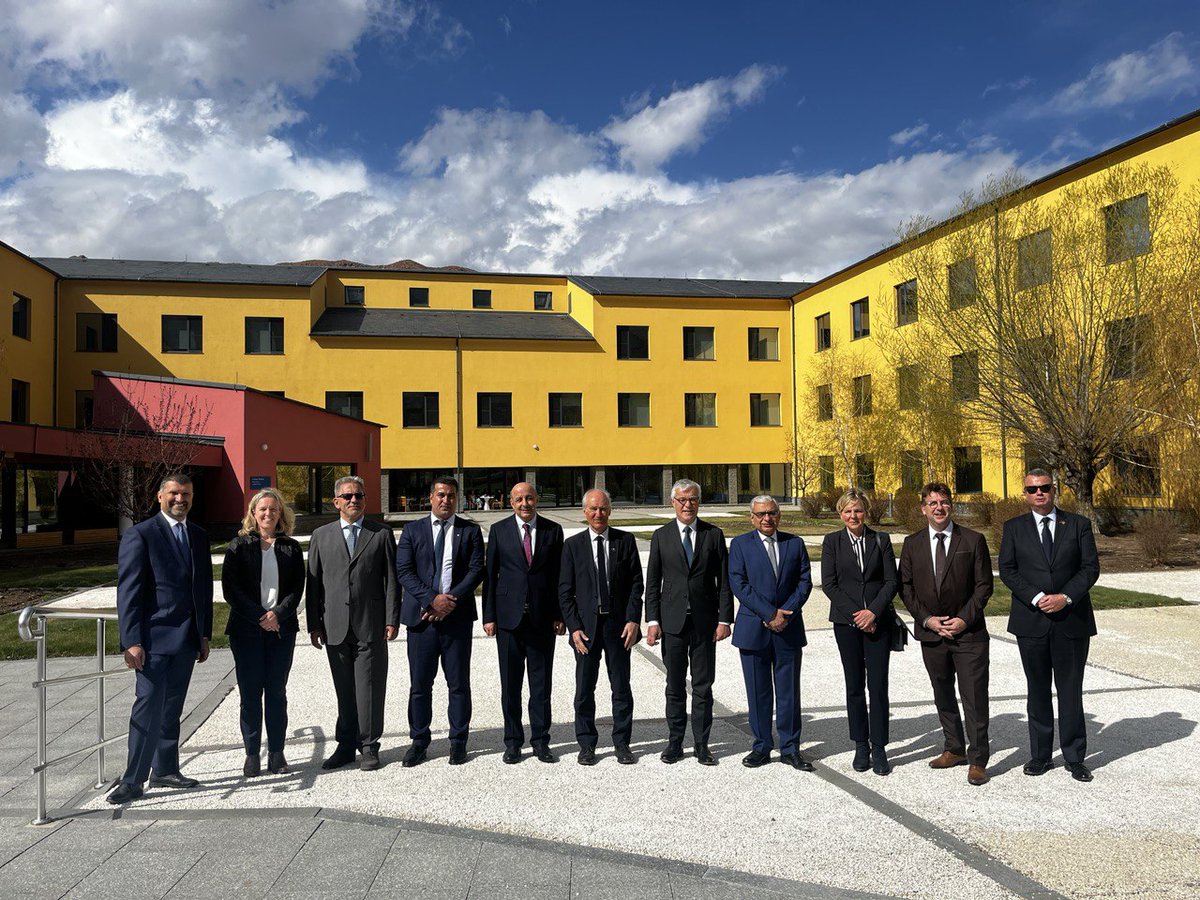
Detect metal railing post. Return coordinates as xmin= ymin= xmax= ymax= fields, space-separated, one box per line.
xmin=96 ymin=617 xmax=106 ymax=789
xmin=34 ymin=615 xmax=50 ymax=826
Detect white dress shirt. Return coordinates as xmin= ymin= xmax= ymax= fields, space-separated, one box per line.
xmin=1029 ymin=508 xmax=1064 ymax=607
xmin=515 ymin=514 xmax=537 ymax=555
xmin=927 ymin=519 xmax=955 ymax=562
xmin=260 ymin=543 xmax=279 ymax=610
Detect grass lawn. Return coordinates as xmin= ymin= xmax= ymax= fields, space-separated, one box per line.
xmin=0 ymin=604 xmax=232 ymax=660
xmin=609 ymin=512 xmax=843 ymax=537
xmin=2 ymin=564 xmax=223 ymax=591
xmin=979 ymin=584 xmax=1186 ymax=618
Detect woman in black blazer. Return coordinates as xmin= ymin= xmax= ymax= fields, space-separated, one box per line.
xmin=821 ymin=488 xmax=898 ymax=776
xmin=222 ymin=488 xmax=305 ymax=776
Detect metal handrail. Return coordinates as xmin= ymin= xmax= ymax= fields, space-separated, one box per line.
xmin=17 ymin=605 xmax=130 ymax=825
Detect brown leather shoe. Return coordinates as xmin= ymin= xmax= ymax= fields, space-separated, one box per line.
xmin=929 ymin=751 xmax=968 ymax=769
xmin=967 ymin=765 xmax=989 ymax=786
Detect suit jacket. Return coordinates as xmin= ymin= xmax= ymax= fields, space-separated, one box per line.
xmin=644 ymin=519 xmax=733 ymax=636
xmin=117 ymin=513 xmax=214 ymax=655
xmin=482 ymin=515 xmax=564 ymax=631
xmin=396 ymin=514 xmax=486 ymax=631
xmin=221 ymin=533 xmax=305 ymax=636
xmin=558 ymin=527 xmax=644 ymax=638
xmin=1000 ymin=509 xmax=1099 ymax=639
xmin=821 ymin=527 xmax=898 ymax=625
xmin=305 ymin=517 xmax=399 ymax=645
xmin=728 ymin=530 xmax=811 ymax=652
xmin=899 ymin=523 xmax=992 ymax=643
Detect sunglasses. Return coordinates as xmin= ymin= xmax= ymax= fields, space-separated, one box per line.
xmin=1024 ymin=484 xmax=1054 ymax=495
xmin=337 ymin=492 xmax=365 ymax=501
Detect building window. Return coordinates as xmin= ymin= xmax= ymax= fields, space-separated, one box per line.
xmin=326 ymin=391 xmax=363 ymax=420
xmin=245 ymin=317 xmax=284 ymax=355
xmin=900 ymin=450 xmax=923 ymax=492
xmin=750 ymin=393 xmax=781 ymax=427
xmin=816 ymin=384 xmax=833 ymax=421
xmin=818 ymin=456 xmax=835 ymax=494
xmin=895 ymin=279 xmax=918 ymax=326
xmin=75 ymin=313 xmax=117 ymax=352
xmin=75 ymin=390 xmax=94 ymax=428
xmin=402 ymin=392 xmax=439 ymax=428
xmin=344 ymin=285 xmax=365 ymax=306
xmin=683 ymin=326 xmax=715 ymax=360
xmin=618 ymin=393 xmax=650 ymax=427
xmin=549 ymin=392 xmax=583 ymax=427
xmin=954 ymin=446 xmax=983 ymax=494
xmin=759 ymin=463 xmax=773 ymax=491
xmin=739 ymin=464 xmax=751 ymax=493
xmin=1105 ymin=315 xmax=1151 ymax=380
xmin=950 ymin=351 xmax=979 ymax=401
xmin=948 ymin=257 xmax=978 ymax=309
xmin=472 ymin=289 xmax=492 ymax=309
xmin=409 ymin=287 xmax=429 ymax=307
xmin=12 ymin=294 xmax=30 ymax=340
xmin=533 ymin=291 xmax=553 ymax=310
xmin=1017 ymin=228 xmax=1052 ymax=290
xmin=852 ymin=374 xmax=872 ymax=417
xmin=897 ymin=364 xmax=920 ymax=410
xmin=1105 ymin=193 xmax=1150 ymax=264
xmin=684 ymin=393 xmax=717 ymax=427
xmin=851 ymin=298 xmax=870 ymax=340
xmin=162 ymin=315 xmax=203 ymax=353
xmin=477 ymin=392 xmax=512 ymax=427
xmin=748 ymin=327 xmax=779 ymax=361
xmin=11 ymin=379 xmax=29 ymax=425
xmin=855 ymin=454 xmax=875 ymax=491
xmin=1113 ymin=438 xmax=1161 ymax=496
xmin=616 ymin=325 xmax=649 ymax=360
xmin=815 ymin=313 xmax=832 ymax=351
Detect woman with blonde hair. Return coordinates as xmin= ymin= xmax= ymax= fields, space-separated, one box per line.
xmin=222 ymin=488 xmax=305 ymax=776
xmin=821 ymin=488 xmax=898 ymax=776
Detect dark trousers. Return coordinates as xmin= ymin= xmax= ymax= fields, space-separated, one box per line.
xmin=326 ymin=637 xmax=387 ymax=751
xmin=920 ymin=638 xmax=990 ymax=766
xmin=661 ymin=615 xmax=717 ymax=747
xmin=1017 ymin=629 xmax=1090 ymax=764
xmin=497 ymin=617 xmax=555 ymax=750
xmin=121 ymin=650 xmax=196 ymax=786
xmin=574 ymin=613 xmax=633 ymax=749
xmin=739 ymin=633 xmax=802 ymax=755
xmin=833 ymin=621 xmax=892 ymax=747
xmin=229 ymin=631 xmax=296 ymax=754
xmin=407 ymin=624 xmax=473 ymax=748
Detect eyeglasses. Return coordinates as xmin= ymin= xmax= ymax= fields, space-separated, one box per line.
xmin=751 ymin=510 xmax=780 ymax=518
xmin=337 ymin=492 xmax=365 ymax=501
xmin=673 ymin=497 xmax=699 ymax=506
xmin=1024 ymin=484 xmax=1054 ymax=495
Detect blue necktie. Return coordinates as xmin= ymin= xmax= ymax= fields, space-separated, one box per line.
xmin=682 ymin=526 xmax=694 ymax=567
xmin=345 ymin=522 xmax=358 ymax=556
xmin=174 ymin=522 xmax=190 ymax=558
xmin=1041 ymin=517 xmax=1053 ymax=563
xmin=432 ymin=520 xmax=447 ymax=591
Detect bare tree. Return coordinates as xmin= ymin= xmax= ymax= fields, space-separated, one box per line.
xmin=783 ymin=426 xmax=820 ymax=506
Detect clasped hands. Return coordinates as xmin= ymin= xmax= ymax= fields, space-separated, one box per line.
xmin=1035 ymin=593 xmax=1070 ymax=614
xmin=421 ymin=593 xmax=458 ymax=622
xmin=851 ymin=609 xmax=877 ymax=634
xmin=763 ymin=608 xmax=792 ymax=633
xmin=925 ymin=615 xmax=967 ymax=639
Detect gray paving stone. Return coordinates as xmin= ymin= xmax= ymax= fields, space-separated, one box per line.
xmin=37 ymin=816 xmax=150 ymax=851
xmin=133 ymin=816 xmax=319 ymax=853
xmin=0 ymin=845 xmax=110 ymax=897
xmin=364 ymin=831 xmax=479 ymax=899
xmin=164 ymin=849 xmax=293 ymax=899
xmin=569 ymin=855 xmax=671 ymax=899
xmin=667 ymin=872 xmax=789 ymax=899
xmin=272 ymin=819 xmax=396 ymax=894
xmin=468 ymin=843 xmax=570 ymax=900
xmin=64 ymin=848 xmax=204 ymax=899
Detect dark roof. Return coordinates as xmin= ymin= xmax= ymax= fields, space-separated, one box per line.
xmin=311 ymin=307 xmax=595 ymax=342
xmin=567 ymin=275 xmax=808 ymax=299
xmin=38 ymin=258 xmax=323 ymax=287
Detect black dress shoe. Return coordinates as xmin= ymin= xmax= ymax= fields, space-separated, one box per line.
xmin=742 ymin=750 xmax=771 ymax=768
xmin=615 ymin=745 xmax=636 ymax=765
xmin=533 ymin=745 xmax=558 ymax=764
xmin=148 ymin=772 xmax=199 ymax=789
xmin=243 ymin=754 xmax=261 ymax=777
xmin=779 ymin=752 xmax=815 ymax=772
xmin=448 ymin=744 xmax=468 ymax=765
xmin=322 ymin=744 xmax=357 ymax=770
xmin=503 ymin=748 xmax=521 ymax=764
xmin=852 ymin=742 xmax=871 ymax=772
xmin=660 ymin=744 xmax=684 ymax=764
xmin=106 ymin=783 xmax=143 ymax=805
xmin=267 ymin=751 xmax=289 ymax=774
xmin=1023 ymin=759 xmax=1054 ymax=777
xmin=402 ymin=745 xmax=428 ymax=768
xmin=871 ymin=747 xmax=892 ymax=776
xmin=695 ymin=745 xmax=717 ymax=766
xmin=577 ymin=747 xmax=597 ymax=766
xmin=359 ymin=747 xmax=380 ymax=771
xmin=1067 ymin=762 xmax=1094 ymax=782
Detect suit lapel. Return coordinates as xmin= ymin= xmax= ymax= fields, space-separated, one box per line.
xmin=861 ymin=527 xmax=878 ymax=571
xmin=350 ymin=519 xmax=372 ymax=563
xmin=1050 ymin=509 xmax=1069 ymax=565
xmin=936 ymin=527 xmax=961 ymax=590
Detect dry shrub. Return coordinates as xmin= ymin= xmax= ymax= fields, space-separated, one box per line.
xmin=863 ymin=490 xmax=886 ymax=526
xmin=819 ymin=486 xmax=844 ymax=514
xmin=798 ymin=493 xmax=822 ymax=517
xmin=892 ymin=490 xmax=925 ymax=533
xmin=973 ymin=492 xmax=999 ymax=526
xmin=991 ymin=496 xmax=1030 ymax=549
xmin=1172 ymin=483 xmax=1200 ymax=533
xmin=1133 ymin=511 xmax=1181 ymax=565
xmin=1094 ymin=486 xmax=1128 ymax=535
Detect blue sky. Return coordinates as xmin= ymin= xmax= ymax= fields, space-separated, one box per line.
xmin=0 ymin=0 xmax=1197 ymax=279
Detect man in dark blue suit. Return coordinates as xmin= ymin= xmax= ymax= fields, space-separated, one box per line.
xmin=108 ymin=474 xmax=213 ymax=804
xmin=396 ymin=476 xmax=485 ymax=766
xmin=483 ymin=482 xmax=565 ymax=764
xmin=728 ymin=494 xmax=813 ymax=771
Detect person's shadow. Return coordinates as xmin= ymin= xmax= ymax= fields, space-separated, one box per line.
xmin=1085 ymin=710 xmax=1196 ymax=770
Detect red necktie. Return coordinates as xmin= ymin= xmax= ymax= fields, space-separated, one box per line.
xmin=522 ymin=523 xmax=533 ymax=566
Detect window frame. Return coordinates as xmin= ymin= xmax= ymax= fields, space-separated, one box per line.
xmin=244 ymin=316 xmax=284 ymax=355
xmin=684 ymin=392 xmax=717 ymax=428
xmin=1016 ymin=228 xmax=1052 ymax=291
xmin=851 ymin=297 xmax=870 ymax=340
xmin=325 ymin=391 xmax=364 ymax=421
xmin=402 ymin=391 xmax=440 ymax=429
xmin=472 ymin=289 xmax=493 ymax=309
xmin=815 ymin=312 xmax=832 ymax=351
xmin=477 ymin=391 xmax=513 ymax=428
xmin=950 ymin=351 xmax=979 ymax=402
xmin=617 ymin=392 xmax=651 ymax=428
xmin=75 ymin=312 xmax=118 ymax=352
xmin=161 ymin=315 xmax=203 ymax=354
xmin=948 ymin=257 xmax=978 ymax=309
xmin=344 ymin=285 xmax=365 ymax=306
xmin=1104 ymin=193 xmax=1151 ymax=264
xmin=852 ymin=374 xmax=873 ymax=417
xmin=615 ymin=325 xmax=650 ymax=360
xmin=895 ymin=279 xmax=918 ymax=326
xmin=749 ymin=393 xmax=781 ymax=427
xmin=12 ymin=294 xmax=31 ymax=341
xmin=682 ymin=326 xmax=716 ymax=361
xmin=533 ymin=290 xmax=553 ymax=310
xmin=747 ymin=326 xmax=779 ymax=361
xmin=548 ymin=392 xmax=583 ymax=428
xmin=953 ymin=445 xmax=984 ymax=494
xmin=409 ymin=287 xmax=430 ymax=307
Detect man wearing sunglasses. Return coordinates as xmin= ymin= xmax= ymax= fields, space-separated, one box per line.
xmin=999 ymin=469 xmax=1100 ymax=783
xmin=306 ymin=475 xmax=399 ymax=772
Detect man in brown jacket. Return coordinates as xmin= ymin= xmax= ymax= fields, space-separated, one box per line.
xmin=899 ymin=482 xmax=993 ymax=785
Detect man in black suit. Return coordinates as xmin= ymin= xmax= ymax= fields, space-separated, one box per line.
xmin=999 ymin=468 xmax=1100 ymax=782
xmin=108 ymin=474 xmax=213 ymax=805
xmin=644 ymin=478 xmax=732 ymax=765
xmin=483 ymin=482 xmax=565 ymax=764
xmin=559 ymin=488 xmax=643 ymax=765
xmin=396 ymin=476 xmax=485 ymax=766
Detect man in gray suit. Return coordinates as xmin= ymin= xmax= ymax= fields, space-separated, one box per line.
xmin=307 ymin=475 xmax=400 ymax=771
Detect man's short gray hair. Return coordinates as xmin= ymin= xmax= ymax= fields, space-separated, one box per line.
xmin=750 ymin=494 xmax=777 ymax=509
xmin=671 ymin=479 xmax=701 ymax=500
xmin=583 ymin=488 xmax=611 ymax=507
xmin=334 ymin=474 xmax=365 ymax=494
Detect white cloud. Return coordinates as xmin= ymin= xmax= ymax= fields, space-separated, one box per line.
xmin=889 ymin=123 xmax=929 ymax=146
xmin=1038 ymin=32 xmax=1196 ymax=115
xmin=982 ymin=75 xmax=1033 ymax=98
